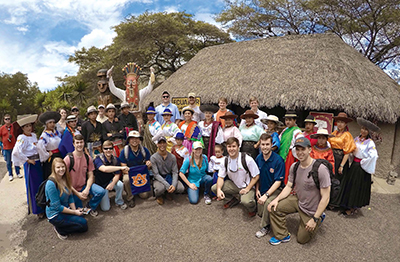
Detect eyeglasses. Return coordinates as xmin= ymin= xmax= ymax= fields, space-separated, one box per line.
xmin=163 ymin=96 xmax=169 ymax=98
xmin=103 ymin=147 xmax=113 ymax=151
xmin=4 ymin=118 xmax=10 ymax=120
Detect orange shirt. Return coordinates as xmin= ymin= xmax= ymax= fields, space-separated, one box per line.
xmin=215 ymin=110 xmax=228 ymax=128
xmin=310 ymin=145 xmax=335 ymax=173
xmin=328 ymin=131 xmax=356 ymax=155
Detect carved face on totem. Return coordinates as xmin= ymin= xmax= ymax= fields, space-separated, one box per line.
xmin=125 ymin=74 xmax=138 ymax=89
xmin=97 ymin=79 xmax=108 ymax=93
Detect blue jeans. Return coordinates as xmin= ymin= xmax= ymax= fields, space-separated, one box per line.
xmin=99 ymin=180 xmax=124 ymax=211
xmin=49 ymin=213 xmax=88 ymax=236
xmin=73 ymin=183 xmax=106 ymax=210
xmin=187 ymin=175 xmax=213 ymax=204
xmin=4 ymin=149 xmax=20 ymax=177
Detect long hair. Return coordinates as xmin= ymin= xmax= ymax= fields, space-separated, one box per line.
xmin=190 ymin=150 xmax=203 ymax=168
xmin=50 ymin=157 xmax=73 ymax=196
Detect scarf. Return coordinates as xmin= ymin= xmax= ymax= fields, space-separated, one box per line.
xmin=278 ymin=126 xmax=300 ymax=161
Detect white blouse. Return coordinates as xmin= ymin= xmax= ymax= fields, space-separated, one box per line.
xmin=37 ymin=130 xmax=62 ymax=162
xmin=353 ymin=137 xmax=378 ymax=174
xmin=12 ymin=133 xmax=39 ymax=166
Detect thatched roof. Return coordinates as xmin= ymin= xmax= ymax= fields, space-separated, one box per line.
xmin=143 ymin=33 xmax=400 ymax=123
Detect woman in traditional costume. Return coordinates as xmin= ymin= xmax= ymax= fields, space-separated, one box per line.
xmin=11 ymin=114 xmax=45 ymax=218
xmin=220 ymin=112 xmax=242 ymax=154
xmin=198 ymin=104 xmax=224 ymax=159
xmin=302 ymin=115 xmax=318 ymax=147
xmin=328 ymin=112 xmax=356 ymax=182
xmin=102 ymin=103 xmax=124 ymax=156
xmin=171 ymin=132 xmax=189 ymax=170
xmin=152 ymin=108 xmax=180 ymax=152
xmin=142 ymin=106 xmax=160 ymax=155
xmin=239 ymin=110 xmax=264 ymax=159
xmin=260 ymin=115 xmax=281 ymax=152
xmin=178 ymin=106 xmax=202 ymax=154
xmin=339 ymin=118 xmax=379 ymax=216
xmin=56 ymin=108 xmax=67 ymax=134
xmin=37 ymin=111 xmax=62 ymax=180
xmin=310 ymin=129 xmax=335 ymax=171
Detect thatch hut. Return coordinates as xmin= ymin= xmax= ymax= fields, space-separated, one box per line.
xmin=143 ymin=33 xmax=400 ymax=178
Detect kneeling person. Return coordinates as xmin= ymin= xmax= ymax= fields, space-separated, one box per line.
xmin=255 ymin=134 xmax=285 ymax=238
xmin=94 ymin=141 xmax=129 ymax=211
xmin=268 ymin=137 xmax=331 ymax=245
xmin=211 ymin=137 xmax=259 ymax=217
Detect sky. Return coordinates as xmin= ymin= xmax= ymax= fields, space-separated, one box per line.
xmin=0 ymin=0 xmax=226 ymax=91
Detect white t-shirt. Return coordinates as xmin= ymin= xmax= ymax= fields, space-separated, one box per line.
xmin=218 ymin=153 xmax=259 ymax=188
xmin=208 ymin=155 xmax=226 ymax=172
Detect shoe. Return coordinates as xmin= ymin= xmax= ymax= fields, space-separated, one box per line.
xmin=165 ymin=193 xmax=173 ymax=201
xmin=127 ymin=199 xmax=136 ymax=208
xmin=269 ymin=234 xmax=291 ymax=246
xmin=204 ymin=195 xmax=212 ymax=205
xmin=321 ymin=212 xmax=326 ymax=223
xmin=9 ymin=176 xmax=13 ymax=181
xmin=17 ymin=173 xmax=23 ymax=179
xmin=89 ymin=209 xmax=98 ymax=217
xmin=117 ymin=203 xmax=128 ymax=210
xmin=248 ymin=211 xmax=257 ymax=217
xmin=223 ymin=197 xmax=239 ymax=209
xmin=255 ymin=225 xmax=270 ymax=238
xmin=37 ymin=213 xmax=45 ymax=219
xmin=156 ymin=197 xmax=164 ymax=205
xmin=53 ymin=227 xmax=67 ymax=240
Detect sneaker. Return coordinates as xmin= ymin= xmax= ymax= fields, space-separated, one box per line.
xmin=117 ymin=203 xmax=128 ymax=210
xmin=255 ymin=225 xmax=270 ymax=238
xmin=8 ymin=176 xmax=13 ymax=181
xmin=17 ymin=173 xmax=23 ymax=179
xmin=53 ymin=227 xmax=67 ymax=240
xmin=156 ymin=196 xmax=164 ymax=205
xmin=269 ymin=234 xmax=291 ymax=246
xmin=127 ymin=199 xmax=136 ymax=208
xmin=321 ymin=212 xmax=326 ymax=223
xmin=204 ymin=195 xmax=212 ymax=205
xmin=89 ymin=209 xmax=98 ymax=217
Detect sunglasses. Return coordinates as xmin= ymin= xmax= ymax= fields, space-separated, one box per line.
xmin=72 ymin=109 xmax=79 ymax=112
xmin=103 ymin=147 xmax=113 ymax=151
xmin=4 ymin=118 xmax=10 ymax=120
xmin=163 ymin=96 xmax=169 ymax=98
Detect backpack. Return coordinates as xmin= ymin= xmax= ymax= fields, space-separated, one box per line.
xmin=35 ymin=177 xmax=57 ymax=209
xmin=124 ymin=144 xmax=147 ymax=165
xmin=97 ymin=153 xmax=119 ymax=166
xmin=224 ymin=152 xmax=250 ymax=174
xmin=293 ymin=159 xmax=340 ymax=205
xmin=67 ymin=152 xmax=90 ymax=173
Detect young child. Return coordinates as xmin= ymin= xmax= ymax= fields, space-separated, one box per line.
xmin=171 ymin=132 xmax=189 ymax=170
xmin=208 ymin=144 xmax=226 ymax=198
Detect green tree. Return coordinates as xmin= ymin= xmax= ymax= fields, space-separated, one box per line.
xmin=72 ymin=80 xmax=88 ymax=106
xmin=217 ymin=0 xmax=400 ymax=74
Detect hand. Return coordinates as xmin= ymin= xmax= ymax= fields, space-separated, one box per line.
xmin=27 ymin=159 xmax=36 ymax=165
xmin=217 ymin=189 xmax=225 ymax=200
xmin=106 ymin=183 xmax=115 ymax=191
xmin=75 ymin=209 xmax=83 ymax=216
xmin=338 ymin=166 xmax=343 ymax=174
xmin=239 ymin=188 xmax=249 ymax=195
xmin=107 ymin=65 xmax=114 ymax=78
xmin=48 ymin=151 xmax=53 ymax=157
xmin=107 ymin=133 xmax=112 ymax=137
xmin=258 ymin=194 xmax=268 ymax=205
xmin=82 ymin=188 xmax=90 ymax=198
xmin=167 ymin=185 xmax=176 ymax=193
xmin=77 ymin=192 xmax=87 ymax=201
xmin=268 ymin=199 xmax=279 ymax=212
xmin=253 ymin=144 xmax=258 ymax=149
xmin=305 ymin=218 xmax=317 ymax=231
xmin=122 ymin=166 xmax=129 ymax=173
xmin=145 ymin=160 xmax=152 ymax=168
xmin=189 ymin=183 xmax=197 ymax=191
xmin=77 ymin=126 xmax=82 ymax=131
xmin=256 ymin=190 xmax=261 ymax=200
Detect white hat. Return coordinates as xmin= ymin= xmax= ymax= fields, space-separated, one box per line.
xmin=121 ymin=102 xmax=130 ymax=109
xmin=105 ymin=103 xmax=116 ymax=112
xmin=17 ymin=114 xmax=38 ymax=127
xmin=86 ymin=105 xmax=98 ymax=115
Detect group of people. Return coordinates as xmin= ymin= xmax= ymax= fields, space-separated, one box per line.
xmin=4 ymin=91 xmax=379 ymax=245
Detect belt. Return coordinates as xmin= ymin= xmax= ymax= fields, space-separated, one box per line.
xmin=332 ymin=148 xmax=344 ymax=156
xmin=51 ymin=149 xmax=60 ymax=154
xmin=28 ymin=154 xmax=40 ymax=161
xmin=353 ymin=157 xmax=362 ymax=163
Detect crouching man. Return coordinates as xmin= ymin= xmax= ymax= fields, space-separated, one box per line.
xmin=268 ymin=137 xmax=330 ymax=245
xmin=94 ymin=141 xmax=130 ymax=211
xmin=211 ymin=137 xmax=259 ymax=217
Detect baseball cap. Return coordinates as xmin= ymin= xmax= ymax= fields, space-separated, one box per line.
xmin=294 ymin=137 xmax=311 ymax=148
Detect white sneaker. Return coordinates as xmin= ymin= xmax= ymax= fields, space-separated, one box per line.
xmin=17 ymin=174 xmax=23 ymax=179
xmin=8 ymin=176 xmax=13 ymax=181
xmin=117 ymin=203 xmax=128 ymax=210
xmin=53 ymin=227 xmax=67 ymax=240
xmin=204 ymin=195 xmax=212 ymax=205
xmin=89 ymin=209 xmax=98 ymax=217
xmin=255 ymin=225 xmax=270 ymax=238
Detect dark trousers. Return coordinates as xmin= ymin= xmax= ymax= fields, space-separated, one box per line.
xmin=49 ymin=213 xmax=88 ymax=236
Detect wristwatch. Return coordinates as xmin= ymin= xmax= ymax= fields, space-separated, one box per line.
xmin=312 ymin=216 xmax=319 ymax=223
xmin=265 ymin=192 xmax=270 ymax=198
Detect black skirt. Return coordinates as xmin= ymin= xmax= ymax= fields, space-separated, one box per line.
xmin=203 ymin=136 xmax=210 ymax=156
xmin=332 ymin=149 xmax=349 ymax=182
xmin=338 ymin=162 xmax=371 ymax=209
xmin=42 ymin=152 xmax=62 ymax=180
xmin=240 ymin=141 xmax=258 ymax=159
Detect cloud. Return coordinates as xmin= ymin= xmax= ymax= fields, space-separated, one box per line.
xmin=78 ymin=28 xmax=117 ymax=49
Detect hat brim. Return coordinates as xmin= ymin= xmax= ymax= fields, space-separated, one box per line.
xmin=356 ymin=117 xmax=380 ymax=133
xmin=146 ymin=111 xmax=156 ymax=114
xmin=86 ymin=109 xmax=98 ymax=116
xmin=162 ymin=113 xmax=173 ymax=116
xmin=310 ymin=133 xmax=334 ymax=139
xmin=39 ymin=112 xmax=61 ymax=125
xmin=199 ymin=104 xmax=218 ymax=114
xmin=333 ymin=116 xmax=353 ymax=123
xmin=17 ymin=114 xmax=38 ymax=127
xmin=283 ymin=115 xmax=298 ymax=119
xmin=240 ymin=114 xmax=259 ymax=119
xmin=304 ymin=119 xmax=317 ymax=125
xmin=182 ymin=108 xmax=195 ymax=114
xmin=261 ymin=118 xmax=283 ymax=126
xmin=220 ymin=114 xmax=238 ymax=120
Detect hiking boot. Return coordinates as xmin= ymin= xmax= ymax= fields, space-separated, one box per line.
xmin=255 ymin=225 xmax=270 ymax=238
xmin=166 ymin=193 xmax=173 ymax=201
xmin=269 ymin=234 xmax=291 ymax=246
xmin=117 ymin=203 xmax=128 ymax=210
xmin=127 ymin=199 xmax=136 ymax=208
xmin=53 ymin=227 xmax=67 ymax=240
xmin=223 ymin=197 xmax=239 ymax=209
xmin=17 ymin=173 xmax=23 ymax=179
xmin=156 ymin=196 xmax=164 ymax=205
xmin=9 ymin=176 xmax=13 ymax=181
xmin=204 ymin=195 xmax=212 ymax=205
xmin=89 ymin=209 xmax=98 ymax=217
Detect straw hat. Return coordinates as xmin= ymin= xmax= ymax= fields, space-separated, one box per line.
xmin=220 ymin=111 xmax=238 ymax=120
xmin=105 ymin=103 xmax=116 ymax=112
xmin=310 ymin=129 xmax=334 ymax=139
xmin=39 ymin=111 xmax=61 ymax=125
xmin=126 ymin=130 xmax=142 ymax=143
xmin=240 ymin=110 xmax=259 ymax=119
xmin=304 ymin=115 xmax=317 ymax=125
xmin=356 ymin=117 xmax=380 ymax=133
xmin=261 ymin=115 xmax=282 ymax=126
xmin=86 ymin=106 xmax=98 ymax=115
xmin=333 ymin=112 xmax=353 ymax=123
xmin=17 ymin=114 xmax=38 ymax=127
xmin=121 ymin=102 xmax=130 ymax=109
xmin=66 ymin=115 xmax=77 ymax=122
xmin=182 ymin=106 xmax=194 ymax=115
xmin=283 ymin=111 xmax=298 ymax=119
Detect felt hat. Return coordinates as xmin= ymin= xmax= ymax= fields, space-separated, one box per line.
xmin=175 ymin=132 xmax=185 ymax=140
xmin=310 ymin=129 xmax=334 ymax=139
xmin=192 ymin=141 xmax=203 ymax=149
xmin=261 ymin=115 xmax=282 ymax=126
xmin=86 ymin=106 xmax=98 ymax=115
xmin=98 ymin=104 xmax=105 ymax=109
xmin=121 ymin=102 xmax=130 ymax=109
xmin=294 ymin=137 xmax=311 ymax=148
xmin=200 ymin=104 xmax=218 ymax=114
xmin=283 ymin=111 xmax=298 ymax=119
xmin=105 ymin=103 xmax=116 ymax=112
xmin=146 ymin=106 xmax=156 ymax=114
xmin=304 ymin=115 xmax=317 ymax=125
xmin=182 ymin=106 xmax=194 ymax=115
xmin=162 ymin=108 xmax=173 ymax=116
xmin=333 ymin=112 xmax=353 ymax=123
xmin=39 ymin=111 xmax=61 ymax=125
xmin=356 ymin=117 xmax=380 ymax=133
xmin=240 ymin=110 xmax=259 ymax=119
xmin=220 ymin=111 xmax=238 ymax=120
xmin=66 ymin=115 xmax=77 ymax=122
xmin=17 ymin=114 xmax=38 ymax=127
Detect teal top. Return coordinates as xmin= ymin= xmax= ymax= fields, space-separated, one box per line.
xmin=239 ymin=124 xmax=264 ymax=142
xmin=180 ymin=155 xmax=208 ymax=187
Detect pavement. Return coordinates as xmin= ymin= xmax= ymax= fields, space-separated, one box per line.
xmin=0 ymin=156 xmax=399 ymax=262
